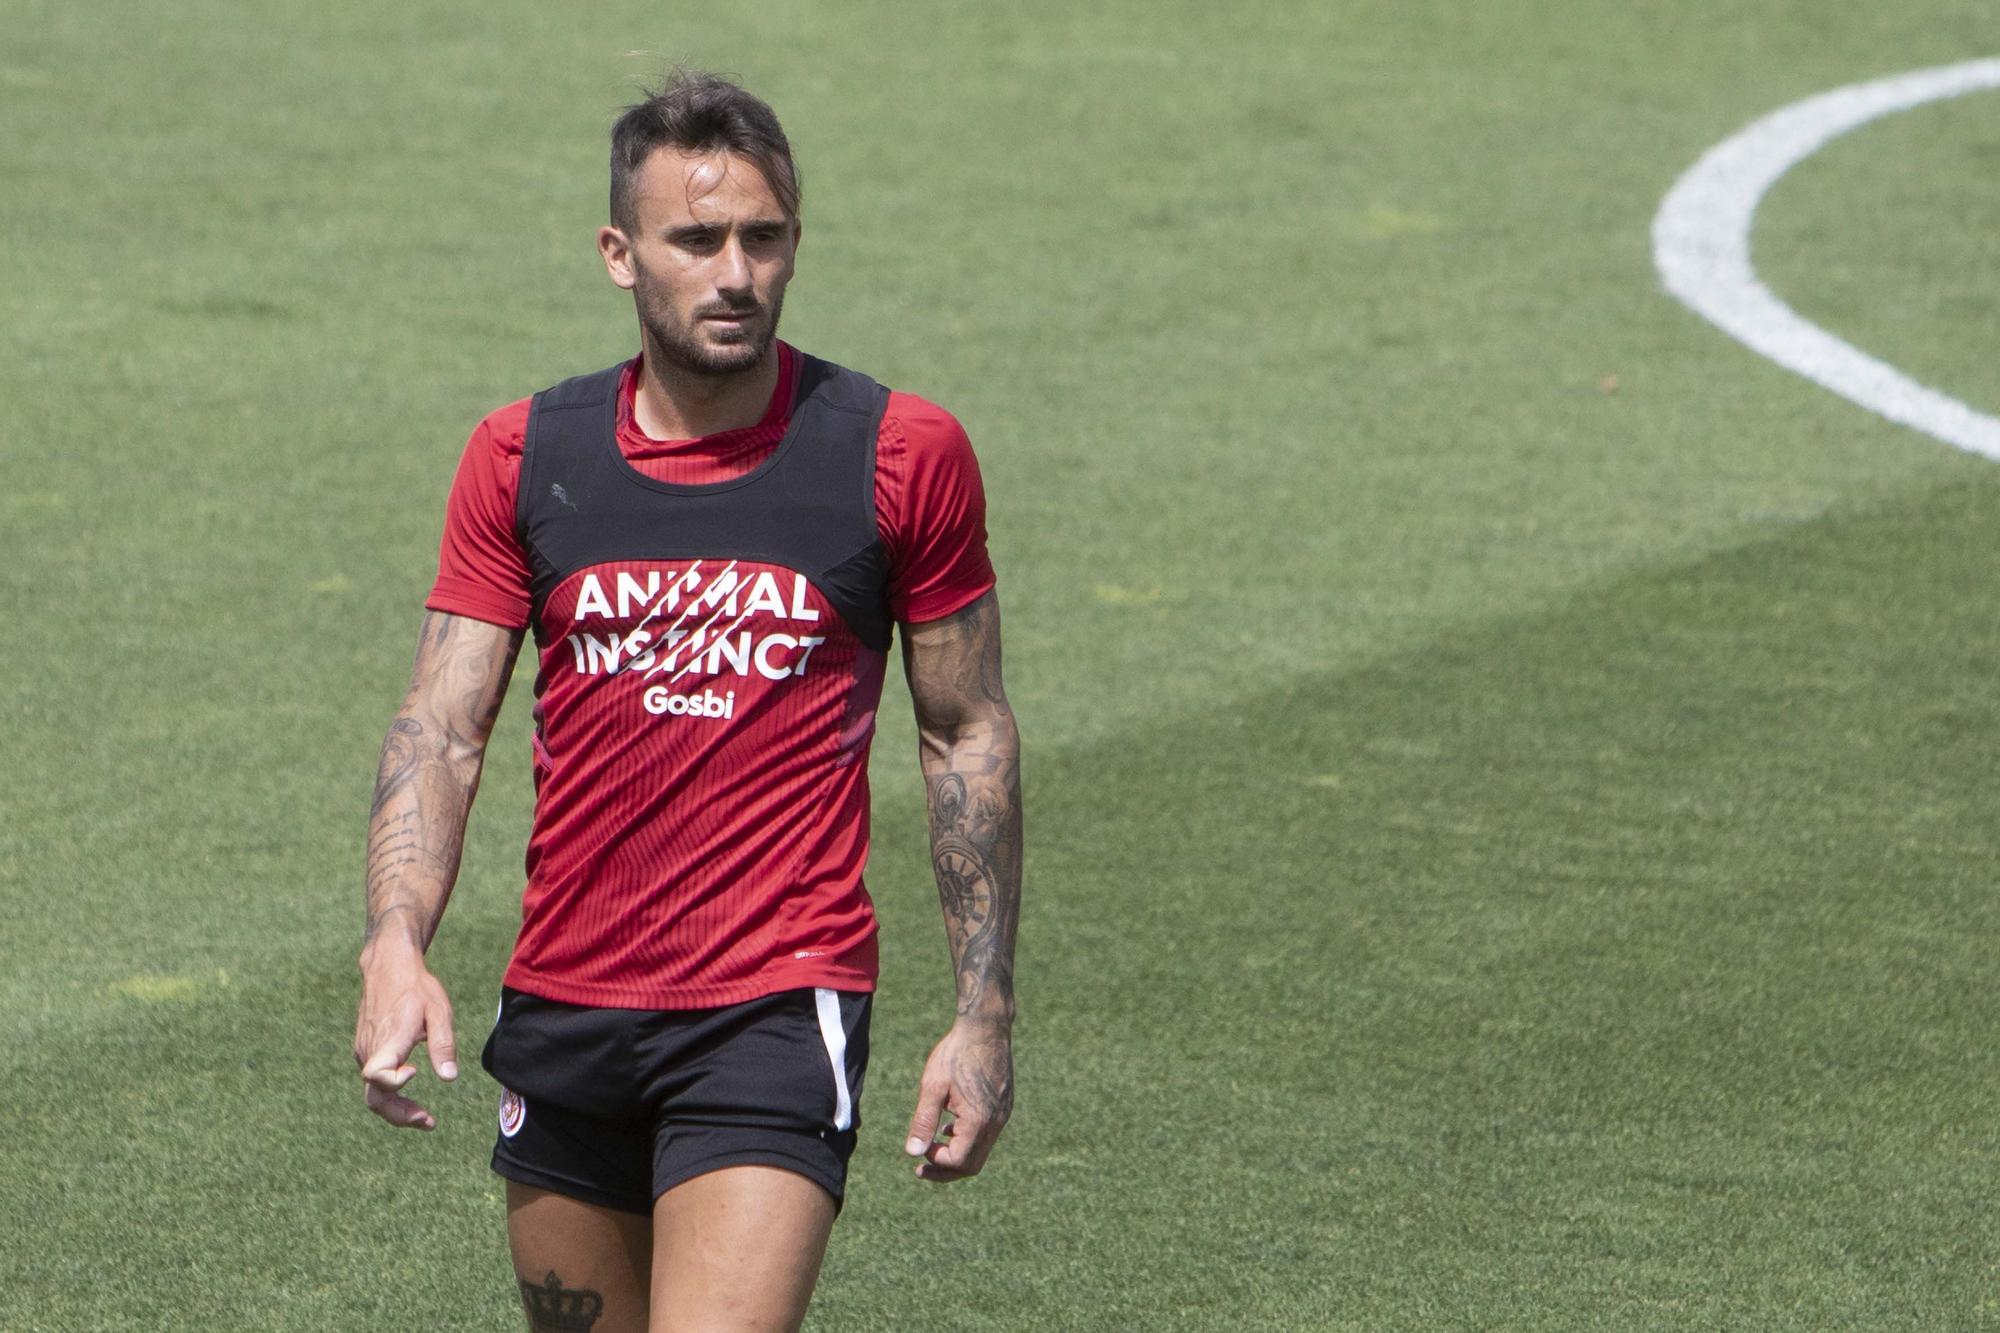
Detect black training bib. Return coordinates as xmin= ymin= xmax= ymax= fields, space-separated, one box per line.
xmin=514 ymin=354 xmax=894 ymax=651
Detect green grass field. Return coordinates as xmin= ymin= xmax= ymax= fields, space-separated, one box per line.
xmin=5 ymin=2 xmax=1998 ymax=1328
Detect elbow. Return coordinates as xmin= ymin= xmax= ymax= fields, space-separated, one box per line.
xmin=442 ymin=733 xmax=491 ymax=789
xmin=920 ymin=704 xmax=1019 ymax=765
xmin=391 ymin=705 xmax=489 ymax=779
xmin=443 ymin=731 xmax=490 ymax=770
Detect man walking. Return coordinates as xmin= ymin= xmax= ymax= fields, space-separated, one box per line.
xmin=353 ymin=71 xmax=1020 ymax=1333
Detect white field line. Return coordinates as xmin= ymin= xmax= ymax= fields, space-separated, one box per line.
xmin=1652 ymin=59 xmax=2000 ymax=460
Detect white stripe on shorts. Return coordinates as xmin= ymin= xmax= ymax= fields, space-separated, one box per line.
xmin=813 ymin=987 xmax=854 ymax=1132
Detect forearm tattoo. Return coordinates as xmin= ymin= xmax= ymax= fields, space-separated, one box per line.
xmin=363 ymin=613 xmax=522 ymax=948
xmin=906 ymin=593 xmax=1022 ymax=1025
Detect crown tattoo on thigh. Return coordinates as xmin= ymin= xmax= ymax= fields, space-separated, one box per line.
xmin=519 ymin=1272 xmax=605 ymax=1332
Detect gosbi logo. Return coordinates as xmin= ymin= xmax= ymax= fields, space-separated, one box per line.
xmin=643 ymin=686 xmax=735 ymax=719
xmin=562 ymin=561 xmax=830 ymax=723
xmin=498 ymin=1088 xmax=527 ymax=1138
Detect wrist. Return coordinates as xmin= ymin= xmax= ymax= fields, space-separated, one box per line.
xmin=358 ymin=925 xmax=426 ymax=971
xmin=953 ymin=1001 xmax=1015 ymax=1034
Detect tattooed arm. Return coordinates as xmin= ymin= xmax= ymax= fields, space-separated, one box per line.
xmin=353 ymin=611 xmax=523 ymax=1130
xmin=899 ymin=590 xmax=1021 ymax=1182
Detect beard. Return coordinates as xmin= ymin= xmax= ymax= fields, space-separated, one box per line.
xmin=636 ymin=279 xmax=786 ymax=379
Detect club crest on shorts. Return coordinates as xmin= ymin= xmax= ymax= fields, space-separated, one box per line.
xmin=498 ymin=1087 xmax=527 ymax=1138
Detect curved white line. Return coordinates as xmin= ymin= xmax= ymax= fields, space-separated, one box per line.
xmin=1653 ymin=59 xmax=2000 ymax=459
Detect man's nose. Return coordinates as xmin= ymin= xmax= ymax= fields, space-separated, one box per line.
xmin=715 ymin=237 xmax=753 ymax=295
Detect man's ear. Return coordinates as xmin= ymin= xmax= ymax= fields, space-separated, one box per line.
xmin=598 ymin=225 xmax=638 ymax=291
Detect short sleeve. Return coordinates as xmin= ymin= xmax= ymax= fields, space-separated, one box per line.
xmin=877 ymin=392 xmax=996 ymax=624
xmin=425 ymin=398 xmax=535 ymax=630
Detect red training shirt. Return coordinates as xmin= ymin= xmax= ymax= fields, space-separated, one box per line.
xmin=426 ymin=343 xmax=994 ymax=1007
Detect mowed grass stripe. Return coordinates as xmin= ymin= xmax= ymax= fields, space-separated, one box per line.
xmin=846 ymin=470 xmax=2000 ymax=1330
xmin=10 ymin=471 xmax=1999 ymax=1329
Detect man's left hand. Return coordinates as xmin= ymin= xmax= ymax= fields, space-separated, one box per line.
xmin=904 ymin=1017 xmax=1014 ymax=1182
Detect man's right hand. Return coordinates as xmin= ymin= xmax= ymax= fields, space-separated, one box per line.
xmin=354 ymin=940 xmax=458 ymax=1130
xmin=354 ymin=613 xmax=519 ymax=1130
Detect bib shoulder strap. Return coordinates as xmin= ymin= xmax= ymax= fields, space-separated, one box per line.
xmin=515 ymin=362 xmax=625 ymax=540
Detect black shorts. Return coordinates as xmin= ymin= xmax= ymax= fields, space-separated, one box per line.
xmin=480 ymin=985 xmax=871 ymax=1215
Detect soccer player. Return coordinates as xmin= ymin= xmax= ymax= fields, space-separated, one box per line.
xmin=352 ymin=71 xmax=1020 ymax=1333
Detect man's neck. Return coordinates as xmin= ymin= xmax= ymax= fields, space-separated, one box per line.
xmin=630 ymin=340 xmax=781 ymax=441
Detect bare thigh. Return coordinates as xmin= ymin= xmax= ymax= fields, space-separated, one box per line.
xmin=507 ymin=1182 xmax=653 ymax=1333
xmin=648 ymin=1166 xmax=838 ymax=1333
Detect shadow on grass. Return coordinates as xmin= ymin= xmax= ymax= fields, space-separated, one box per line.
xmin=855 ymin=467 xmax=2000 ymax=1329
xmin=14 ymin=472 xmax=2000 ymax=1330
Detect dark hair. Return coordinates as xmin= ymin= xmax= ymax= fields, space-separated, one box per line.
xmin=609 ymin=70 xmax=801 ymax=230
